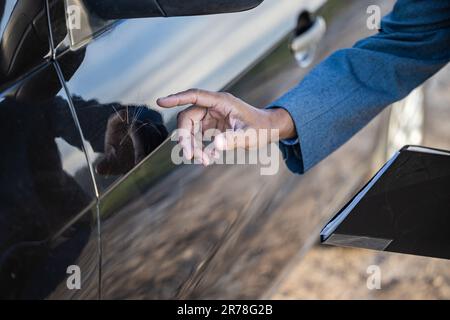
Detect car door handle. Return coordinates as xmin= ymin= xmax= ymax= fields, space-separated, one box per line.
xmin=290 ymin=13 xmax=326 ymax=68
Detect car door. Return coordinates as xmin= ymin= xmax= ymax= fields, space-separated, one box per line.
xmin=48 ymin=0 xmax=396 ymax=299
xmin=0 ymin=0 xmax=99 ymax=299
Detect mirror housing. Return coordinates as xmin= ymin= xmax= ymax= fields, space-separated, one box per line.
xmin=85 ymin=0 xmax=265 ymax=20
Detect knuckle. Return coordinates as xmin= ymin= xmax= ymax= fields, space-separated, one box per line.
xmin=189 ymin=88 xmax=202 ymax=104
xmin=221 ymin=92 xmax=235 ymax=100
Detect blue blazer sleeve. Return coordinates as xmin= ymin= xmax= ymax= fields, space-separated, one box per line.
xmin=268 ymin=0 xmax=450 ymax=174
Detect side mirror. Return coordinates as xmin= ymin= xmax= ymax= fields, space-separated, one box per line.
xmin=85 ymin=0 xmax=265 ymax=20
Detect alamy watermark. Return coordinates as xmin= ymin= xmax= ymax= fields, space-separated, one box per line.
xmin=170 ymin=123 xmax=280 ymax=176
xmin=66 ymin=265 xmax=81 ymax=290
xmin=366 ymin=5 xmax=381 ymax=30
xmin=366 ymin=265 xmax=382 ymax=290
xmin=66 ymin=5 xmax=81 ymax=30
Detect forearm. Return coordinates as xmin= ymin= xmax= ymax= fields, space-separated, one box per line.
xmin=265 ymin=107 xmax=296 ymax=141
xmin=269 ymin=0 xmax=450 ymax=174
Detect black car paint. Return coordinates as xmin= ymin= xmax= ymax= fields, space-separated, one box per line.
xmin=0 ymin=63 xmax=99 ymax=298
xmin=0 ymin=0 xmax=395 ymax=299
xmin=84 ymin=0 xmax=265 ymax=19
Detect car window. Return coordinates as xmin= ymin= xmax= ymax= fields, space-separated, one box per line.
xmin=0 ymin=0 xmax=50 ymax=90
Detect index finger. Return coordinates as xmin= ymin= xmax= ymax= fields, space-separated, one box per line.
xmin=157 ymin=89 xmax=221 ymax=109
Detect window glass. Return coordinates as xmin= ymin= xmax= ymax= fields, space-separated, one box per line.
xmin=57 ymin=46 xmax=169 ymax=193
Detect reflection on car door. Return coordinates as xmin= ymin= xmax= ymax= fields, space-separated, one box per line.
xmin=0 ymin=0 xmax=100 ymax=299
xmin=51 ymin=0 xmax=395 ymax=299
xmin=49 ymin=0 xmax=328 ymax=299
xmin=0 ymin=64 xmax=99 ymax=299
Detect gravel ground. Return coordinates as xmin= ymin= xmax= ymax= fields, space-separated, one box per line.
xmin=270 ymin=64 xmax=450 ymax=300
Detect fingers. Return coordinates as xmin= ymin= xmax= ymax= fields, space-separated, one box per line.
xmin=214 ymin=129 xmax=258 ymax=151
xmin=176 ymin=107 xmax=213 ymax=165
xmin=177 ymin=127 xmax=263 ymax=166
xmin=178 ymin=131 xmax=211 ymax=166
xmin=157 ymin=89 xmax=224 ymax=109
xmin=158 ymin=89 xmax=258 ymax=166
xmin=176 ymin=106 xmax=206 ymax=160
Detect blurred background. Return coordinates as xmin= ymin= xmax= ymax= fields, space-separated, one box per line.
xmin=268 ymin=64 xmax=450 ymax=300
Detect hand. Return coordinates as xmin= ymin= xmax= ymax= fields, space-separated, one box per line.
xmin=157 ymin=89 xmax=296 ymax=165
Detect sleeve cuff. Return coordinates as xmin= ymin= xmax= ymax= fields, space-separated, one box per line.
xmin=280 ymin=137 xmax=299 ymax=146
xmin=265 ymin=105 xmax=305 ymax=174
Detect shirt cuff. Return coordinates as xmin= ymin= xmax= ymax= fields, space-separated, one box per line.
xmin=265 ymin=105 xmax=304 ymax=174
xmin=280 ymin=137 xmax=299 ymax=146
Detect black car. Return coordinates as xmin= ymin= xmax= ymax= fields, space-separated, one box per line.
xmin=0 ymin=0 xmax=424 ymax=299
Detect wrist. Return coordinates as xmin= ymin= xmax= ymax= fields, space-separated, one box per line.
xmin=266 ymin=107 xmax=296 ymax=141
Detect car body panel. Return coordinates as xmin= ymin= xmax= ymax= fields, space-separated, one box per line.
xmin=0 ymin=0 xmax=407 ymax=299
xmin=54 ymin=0 xmax=326 ymax=193
xmin=0 ymin=62 xmax=99 ymax=299
xmin=52 ymin=0 xmax=394 ymax=299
